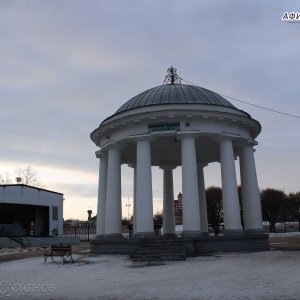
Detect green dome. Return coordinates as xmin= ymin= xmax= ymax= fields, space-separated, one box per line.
xmin=115 ymin=84 xmax=235 ymax=114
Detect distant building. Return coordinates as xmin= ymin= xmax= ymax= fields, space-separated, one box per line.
xmin=77 ymin=210 xmax=96 ymax=227
xmin=63 ymin=219 xmax=80 ymax=227
xmin=174 ymin=192 xmax=182 ymax=225
xmin=0 ymin=184 xmax=63 ymax=237
xmin=77 ymin=220 xmax=96 ymax=227
xmin=174 ymin=192 xmax=182 ymax=215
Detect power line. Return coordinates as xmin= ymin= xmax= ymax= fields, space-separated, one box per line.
xmin=181 ymin=78 xmax=300 ymax=119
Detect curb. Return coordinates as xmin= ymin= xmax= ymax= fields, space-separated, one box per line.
xmin=0 ymin=247 xmax=49 ymax=256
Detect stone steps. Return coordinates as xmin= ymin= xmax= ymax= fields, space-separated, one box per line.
xmin=132 ymin=238 xmax=186 ymax=262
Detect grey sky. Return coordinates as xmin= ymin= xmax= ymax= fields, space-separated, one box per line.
xmin=1 ymin=0 xmax=299 ymax=219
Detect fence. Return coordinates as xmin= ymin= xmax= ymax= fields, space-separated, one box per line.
xmin=63 ymin=226 xmax=131 ymax=241
xmin=63 ymin=226 xmax=97 ymax=241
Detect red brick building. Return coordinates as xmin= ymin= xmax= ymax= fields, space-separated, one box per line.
xmin=174 ymin=192 xmax=182 ymax=224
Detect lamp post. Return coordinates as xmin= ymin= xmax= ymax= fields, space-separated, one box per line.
xmin=126 ymin=196 xmax=131 ymax=223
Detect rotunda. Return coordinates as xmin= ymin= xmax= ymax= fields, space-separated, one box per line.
xmin=90 ymin=68 xmax=269 ymax=255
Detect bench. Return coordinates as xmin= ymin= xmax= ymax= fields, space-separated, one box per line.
xmin=44 ymin=244 xmax=74 ymax=264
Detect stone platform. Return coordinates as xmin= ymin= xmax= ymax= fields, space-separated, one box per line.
xmin=90 ymin=234 xmax=270 ymax=257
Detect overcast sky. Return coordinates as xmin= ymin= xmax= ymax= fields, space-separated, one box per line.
xmin=1 ymin=0 xmax=299 ymax=220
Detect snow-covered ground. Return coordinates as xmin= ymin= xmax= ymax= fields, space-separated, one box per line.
xmin=269 ymin=231 xmax=300 ymax=237
xmin=1 ymin=249 xmax=300 ymax=300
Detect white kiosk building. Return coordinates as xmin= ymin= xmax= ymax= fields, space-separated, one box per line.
xmin=0 ymin=184 xmax=80 ymax=247
xmin=90 ymin=68 xmax=269 ymax=256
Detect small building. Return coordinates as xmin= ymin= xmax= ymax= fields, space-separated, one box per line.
xmin=0 ymin=184 xmax=63 ymax=237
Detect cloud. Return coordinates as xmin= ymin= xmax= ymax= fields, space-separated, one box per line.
xmin=1 ymin=0 xmax=300 ymax=219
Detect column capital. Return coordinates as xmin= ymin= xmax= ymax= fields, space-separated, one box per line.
xmin=235 ymin=139 xmax=258 ymax=156
xmin=95 ymin=150 xmax=107 ymax=159
xmin=130 ymin=134 xmax=155 ymax=143
xmin=159 ymin=163 xmax=177 ymax=171
xmin=215 ymin=133 xmax=241 ymax=142
xmin=240 ymin=138 xmax=258 ymax=148
xmin=101 ymin=141 xmax=124 ymax=151
xmin=176 ymin=131 xmax=200 ymax=140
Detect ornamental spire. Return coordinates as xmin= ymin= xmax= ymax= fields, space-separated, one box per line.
xmin=163 ymin=66 xmax=182 ymax=85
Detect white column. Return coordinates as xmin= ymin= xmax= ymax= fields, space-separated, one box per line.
xmin=58 ymin=204 xmax=63 ymax=236
xmin=128 ymin=164 xmax=137 ymax=235
xmin=239 ymin=143 xmax=264 ymax=233
xmin=180 ymin=135 xmax=201 ymax=237
xmin=160 ymin=165 xmax=176 ymax=237
xmin=104 ymin=145 xmax=123 ymax=239
xmin=95 ymin=150 xmax=108 ymax=239
xmin=133 ymin=166 xmax=137 ymax=234
xmin=219 ymin=136 xmax=243 ymax=235
xmin=197 ymin=164 xmax=209 ymax=235
xmin=239 ymin=162 xmax=248 ymax=230
xmin=48 ymin=206 xmax=53 ymax=237
xmin=134 ymin=138 xmax=155 ymax=238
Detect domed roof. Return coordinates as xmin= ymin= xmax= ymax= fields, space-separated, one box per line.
xmin=115 ymin=84 xmax=235 ymax=114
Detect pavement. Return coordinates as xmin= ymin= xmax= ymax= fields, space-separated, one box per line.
xmin=0 ymin=237 xmax=300 ymax=300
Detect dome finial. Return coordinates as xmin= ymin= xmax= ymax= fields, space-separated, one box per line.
xmin=163 ymin=66 xmax=182 ymax=85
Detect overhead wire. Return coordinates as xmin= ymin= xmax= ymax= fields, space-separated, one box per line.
xmin=181 ymin=78 xmax=300 ymax=119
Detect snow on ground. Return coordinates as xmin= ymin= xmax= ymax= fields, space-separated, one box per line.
xmin=269 ymin=232 xmax=300 ymax=237
xmin=1 ymin=250 xmax=300 ymax=300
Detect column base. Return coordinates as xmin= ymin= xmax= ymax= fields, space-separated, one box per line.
xmin=103 ymin=233 xmax=123 ymax=239
xmin=163 ymin=233 xmax=177 ymax=238
xmin=202 ymin=232 xmax=210 ymax=237
xmin=244 ymin=228 xmax=266 ymax=235
xmin=133 ymin=232 xmax=156 ymax=239
xmin=223 ymin=229 xmax=243 ymax=236
xmin=181 ymin=230 xmax=202 ymax=238
xmin=94 ymin=234 xmax=104 ymax=240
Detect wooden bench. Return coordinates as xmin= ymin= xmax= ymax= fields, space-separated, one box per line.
xmin=44 ymin=244 xmax=74 ymax=264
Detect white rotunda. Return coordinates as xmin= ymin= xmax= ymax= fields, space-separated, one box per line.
xmin=90 ymin=68 xmax=269 ymax=256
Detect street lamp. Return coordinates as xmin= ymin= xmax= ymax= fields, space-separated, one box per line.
xmin=126 ymin=196 xmax=131 ymax=223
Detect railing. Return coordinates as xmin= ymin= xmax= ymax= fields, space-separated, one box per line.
xmin=1 ymin=230 xmax=25 ymax=246
xmin=63 ymin=225 xmax=133 ymax=241
xmin=63 ymin=226 xmax=96 ymax=241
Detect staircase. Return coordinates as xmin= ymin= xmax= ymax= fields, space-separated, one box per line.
xmin=5 ymin=231 xmax=25 ymax=247
xmin=132 ymin=238 xmax=186 ymax=262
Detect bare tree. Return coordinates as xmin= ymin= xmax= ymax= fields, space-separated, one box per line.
xmin=206 ymin=186 xmax=223 ymax=235
xmin=14 ymin=166 xmax=43 ymax=187
xmin=261 ymin=188 xmax=285 ymax=233
xmin=288 ymin=192 xmax=300 ymax=232
xmin=280 ymin=195 xmax=293 ymax=233
xmin=0 ymin=172 xmax=12 ymax=184
xmin=153 ymin=210 xmax=163 ymax=225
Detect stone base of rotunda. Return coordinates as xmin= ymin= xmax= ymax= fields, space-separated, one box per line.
xmin=90 ymin=238 xmax=141 ymax=255
xmin=90 ymin=233 xmax=270 ymax=256
xmin=191 ymin=233 xmax=270 ymax=256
